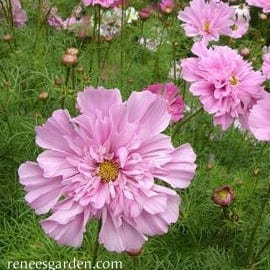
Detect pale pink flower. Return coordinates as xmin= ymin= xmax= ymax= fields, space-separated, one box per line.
xmin=47 ymin=7 xmax=64 ymax=30
xmin=82 ymin=0 xmax=120 ymax=8
xmin=262 ymin=52 xmax=270 ymax=80
xmin=178 ymin=0 xmax=234 ymax=43
xmin=143 ymin=83 xmax=185 ymax=122
xmin=11 ymin=0 xmax=27 ymax=27
xmin=246 ymin=0 xmax=270 ymax=13
xmin=228 ymin=4 xmax=250 ymax=39
xmin=18 ymin=88 xmax=197 ymax=252
xmin=249 ymin=93 xmax=270 ymax=141
xmin=181 ymin=42 xmax=265 ymax=130
xmin=229 ymin=20 xmax=249 ymax=39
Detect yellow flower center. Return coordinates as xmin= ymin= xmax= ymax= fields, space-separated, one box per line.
xmin=231 ymin=24 xmax=238 ymax=31
xmin=98 ymin=160 xmax=119 ymax=183
xmin=230 ymin=76 xmax=238 ymax=85
xmin=203 ymin=22 xmax=211 ymax=33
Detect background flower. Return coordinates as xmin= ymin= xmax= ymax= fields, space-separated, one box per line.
xmin=178 ymin=0 xmax=234 ymax=43
xmin=249 ymin=93 xmax=270 ymax=141
xmin=143 ymin=83 xmax=185 ymax=122
xmin=181 ymin=42 xmax=265 ymax=130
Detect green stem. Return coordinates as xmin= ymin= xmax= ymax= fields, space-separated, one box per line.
xmin=222 ymin=206 xmax=229 ymax=220
xmin=7 ymin=0 xmax=14 ymax=29
xmin=97 ymin=4 xmax=101 ymax=84
xmin=92 ymin=220 xmax=102 ymax=267
xmin=61 ymin=67 xmax=70 ymax=109
xmin=100 ymin=41 xmax=112 ymax=76
xmin=120 ymin=1 xmax=125 ymax=88
xmin=246 ymin=182 xmax=270 ymax=266
xmin=0 ymin=99 xmax=12 ymax=136
xmin=172 ymin=107 xmax=203 ymax=141
xmin=71 ymin=67 xmax=75 ymax=90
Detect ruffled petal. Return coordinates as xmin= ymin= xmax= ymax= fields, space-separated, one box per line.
xmin=35 ymin=110 xmax=76 ymax=153
xmin=126 ymin=91 xmax=171 ymax=138
xmin=77 ymin=87 xmax=122 ymax=115
xmin=99 ymin=210 xmax=146 ymax=253
xmin=40 ymin=200 xmax=91 ymax=247
xmin=153 ymin=143 xmax=197 ymax=188
xmin=18 ymin=162 xmax=62 ymax=215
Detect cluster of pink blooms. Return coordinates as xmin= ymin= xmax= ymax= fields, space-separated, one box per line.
xmin=18 ymin=87 xmax=196 ymax=252
xmin=178 ymin=0 xmax=250 ymax=43
xmin=181 ymin=42 xmax=265 ymax=130
xmin=0 ymin=0 xmax=27 ymax=27
xmin=246 ymin=0 xmax=270 ymax=13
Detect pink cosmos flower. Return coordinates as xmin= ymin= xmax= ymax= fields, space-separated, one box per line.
xmin=181 ymin=42 xmax=265 ymax=130
xmin=228 ymin=4 xmax=250 ymax=39
xmin=159 ymin=0 xmax=175 ymax=14
xmin=229 ymin=20 xmax=249 ymax=39
xmin=246 ymin=0 xmax=270 ymax=13
xmin=178 ymin=0 xmax=234 ymax=43
xmin=47 ymin=7 xmax=64 ymax=30
xmin=11 ymin=0 xmax=27 ymax=27
xmin=82 ymin=0 xmax=121 ymax=8
xmin=143 ymin=83 xmax=185 ymax=122
xmin=249 ymin=93 xmax=270 ymax=141
xmin=262 ymin=52 xmax=270 ymax=80
xmin=18 ymin=87 xmax=197 ymax=252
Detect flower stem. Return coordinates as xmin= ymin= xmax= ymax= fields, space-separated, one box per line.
xmin=97 ymin=4 xmax=101 ymax=83
xmin=71 ymin=67 xmax=75 ymax=90
xmin=92 ymin=220 xmax=102 ymax=267
xmin=61 ymin=67 xmax=70 ymax=109
xmin=246 ymin=182 xmax=270 ymax=266
xmin=120 ymin=1 xmax=126 ymax=88
xmin=172 ymin=106 xmax=203 ymax=141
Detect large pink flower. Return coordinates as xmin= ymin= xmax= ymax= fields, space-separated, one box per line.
xmin=249 ymin=93 xmax=270 ymax=141
xmin=18 ymin=88 xmax=197 ymax=253
xmin=178 ymin=0 xmax=234 ymax=43
xmin=181 ymin=42 xmax=265 ymax=130
xmin=246 ymin=0 xmax=270 ymax=13
xmin=143 ymin=83 xmax=185 ymax=123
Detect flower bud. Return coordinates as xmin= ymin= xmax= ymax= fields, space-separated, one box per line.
xmin=259 ymin=13 xmax=267 ymax=20
xmin=3 ymin=33 xmax=12 ymax=42
xmin=76 ymin=66 xmax=84 ymax=73
xmin=66 ymin=47 xmax=79 ymax=56
xmin=139 ymin=8 xmax=152 ymax=21
xmin=127 ymin=247 xmax=143 ymax=256
xmin=212 ymin=186 xmax=235 ymax=207
xmin=240 ymin=47 xmax=250 ymax=57
xmin=61 ymin=54 xmax=78 ymax=66
xmin=39 ymin=91 xmax=48 ymax=100
xmin=55 ymin=77 xmax=62 ymax=86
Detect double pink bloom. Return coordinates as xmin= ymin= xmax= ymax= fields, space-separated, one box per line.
xmin=18 ymin=88 xmax=196 ymax=252
xmin=181 ymin=42 xmax=265 ymax=130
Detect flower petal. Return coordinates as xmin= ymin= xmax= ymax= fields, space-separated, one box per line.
xmin=18 ymin=162 xmax=63 ymax=215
